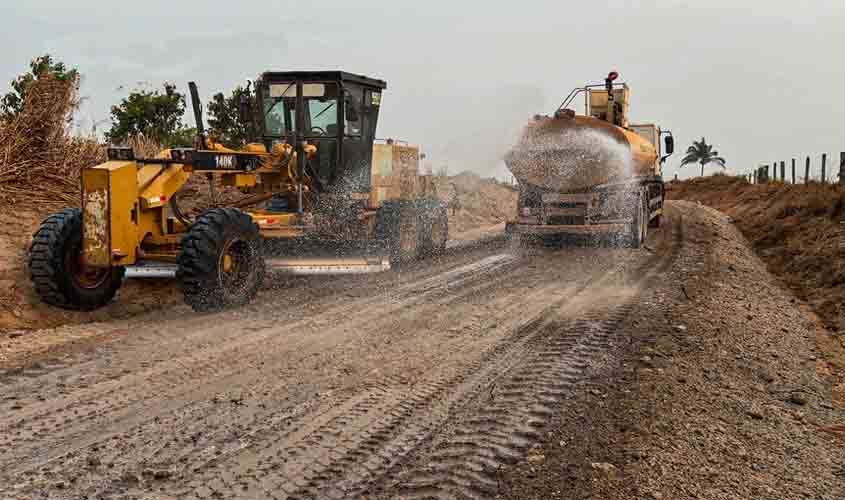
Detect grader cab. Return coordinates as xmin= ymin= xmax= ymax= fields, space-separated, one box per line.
xmin=29 ymin=71 xmax=447 ymax=312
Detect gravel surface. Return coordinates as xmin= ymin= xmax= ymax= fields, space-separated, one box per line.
xmin=2 ymin=201 xmax=839 ymax=499
xmin=497 ymin=201 xmax=844 ymax=499
xmin=0 ymin=224 xmax=661 ymax=499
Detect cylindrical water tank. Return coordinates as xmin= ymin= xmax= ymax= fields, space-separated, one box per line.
xmin=505 ymin=114 xmax=658 ymax=192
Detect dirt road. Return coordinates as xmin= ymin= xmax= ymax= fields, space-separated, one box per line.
xmin=0 ymin=205 xmax=692 ymax=499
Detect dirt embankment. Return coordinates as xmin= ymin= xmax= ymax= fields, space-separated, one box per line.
xmin=437 ymin=171 xmax=517 ymax=237
xmin=667 ymin=175 xmax=845 ymax=400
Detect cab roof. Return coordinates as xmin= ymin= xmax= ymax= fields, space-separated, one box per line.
xmin=260 ymin=71 xmax=387 ymax=90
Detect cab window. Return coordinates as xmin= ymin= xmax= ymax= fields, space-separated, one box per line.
xmin=308 ymin=99 xmax=337 ymax=135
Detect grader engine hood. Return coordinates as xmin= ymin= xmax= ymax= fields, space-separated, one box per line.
xmin=82 ymin=161 xmax=139 ymax=267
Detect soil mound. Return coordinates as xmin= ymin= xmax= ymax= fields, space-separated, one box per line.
xmin=436 ymin=171 xmax=517 ymax=235
xmin=668 ymin=175 xmax=844 ymax=333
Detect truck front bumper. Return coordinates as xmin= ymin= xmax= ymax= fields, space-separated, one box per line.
xmin=506 ymin=222 xmax=629 ymax=236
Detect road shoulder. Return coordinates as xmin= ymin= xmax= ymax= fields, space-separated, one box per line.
xmin=497 ymin=200 xmax=845 ymax=499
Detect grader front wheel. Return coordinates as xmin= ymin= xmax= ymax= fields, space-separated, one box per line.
xmin=177 ymin=208 xmax=265 ymax=312
xmin=28 ymin=208 xmax=124 ymax=311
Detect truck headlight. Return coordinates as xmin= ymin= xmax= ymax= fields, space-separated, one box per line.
xmin=522 ymin=207 xmax=532 ymax=216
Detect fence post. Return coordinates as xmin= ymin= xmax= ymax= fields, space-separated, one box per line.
xmin=822 ymin=153 xmax=827 ymax=183
xmin=791 ymin=158 xmax=796 ymax=184
xmin=805 ymin=156 xmax=810 ymax=183
xmin=779 ymin=161 xmax=785 ymax=182
xmin=840 ymin=152 xmax=845 ymax=185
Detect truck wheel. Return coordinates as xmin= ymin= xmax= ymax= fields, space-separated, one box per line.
xmin=178 ymin=208 xmax=265 ymax=312
xmin=627 ymin=195 xmax=647 ymax=248
xmin=28 ymin=208 xmax=124 ymax=311
xmin=649 ymin=214 xmax=661 ymax=228
xmin=641 ymin=197 xmax=650 ymax=243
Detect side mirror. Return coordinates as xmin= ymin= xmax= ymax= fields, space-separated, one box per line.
xmin=345 ymin=100 xmax=360 ymax=122
xmin=664 ymin=135 xmax=674 ymax=155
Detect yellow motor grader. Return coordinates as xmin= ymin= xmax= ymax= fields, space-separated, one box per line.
xmin=29 ymin=71 xmax=448 ymax=311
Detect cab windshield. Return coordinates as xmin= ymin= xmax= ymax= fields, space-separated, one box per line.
xmin=262 ymin=82 xmax=339 ymax=138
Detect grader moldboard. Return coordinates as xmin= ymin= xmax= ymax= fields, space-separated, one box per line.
xmin=29 ymin=71 xmax=448 ymax=312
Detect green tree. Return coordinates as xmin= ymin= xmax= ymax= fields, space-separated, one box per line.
xmin=207 ymin=86 xmax=259 ymax=148
xmin=105 ymin=83 xmax=191 ymax=147
xmin=680 ymin=137 xmax=726 ymax=177
xmin=1 ymin=54 xmax=78 ymax=120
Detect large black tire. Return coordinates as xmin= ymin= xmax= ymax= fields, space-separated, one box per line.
xmin=28 ymin=208 xmax=124 ymax=311
xmin=417 ymin=203 xmax=448 ymax=258
xmin=430 ymin=205 xmax=448 ymax=254
xmin=649 ymin=213 xmax=662 ymax=228
xmin=177 ymin=208 xmax=265 ymax=312
xmin=374 ymin=202 xmax=402 ymax=266
xmin=627 ymin=193 xmax=647 ymax=248
xmin=375 ymin=201 xmax=422 ymax=267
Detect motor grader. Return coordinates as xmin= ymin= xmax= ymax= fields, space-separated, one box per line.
xmin=28 ymin=71 xmax=448 ymax=312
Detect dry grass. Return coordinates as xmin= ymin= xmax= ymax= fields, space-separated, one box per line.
xmin=0 ymin=75 xmax=166 ymax=213
xmin=0 ymin=75 xmax=103 ymax=209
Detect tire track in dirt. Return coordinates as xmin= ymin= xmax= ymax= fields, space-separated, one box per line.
xmin=370 ymin=214 xmax=683 ymax=500
xmin=0 ymin=216 xmax=682 ymax=499
xmin=158 ymin=219 xmax=680 ymax=500
xmin=161 ymin=280 xmax=588 ymax=500
xmin=0 ymin=251 xmax=534 ymax=495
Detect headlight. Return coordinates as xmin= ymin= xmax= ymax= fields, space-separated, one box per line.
xmin=170 ymin=148 xmax=194 ymax=163
xmin=522 ymin=207 xmax=532 ymax=216
xmin=107 ymin=146 xmax=135 ymax=161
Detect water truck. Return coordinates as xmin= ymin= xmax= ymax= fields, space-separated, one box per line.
xmin=504 ymin=72 xmax=674 ymax=247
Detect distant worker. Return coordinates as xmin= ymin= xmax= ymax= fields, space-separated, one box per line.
xmin=448 ymin=185 xmax=461 ymax=216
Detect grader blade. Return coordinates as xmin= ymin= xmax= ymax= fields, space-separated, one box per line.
xmin=265 ymin=256 xmax=391 ymax=275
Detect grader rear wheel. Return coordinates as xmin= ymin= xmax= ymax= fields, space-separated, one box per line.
xmin=28 ymin=208 xmax=124 ymax=311
xmin=429 ymin=206 xmax=448 ymax=254
xmin=177 ymin=208 xmax=265 ymax=312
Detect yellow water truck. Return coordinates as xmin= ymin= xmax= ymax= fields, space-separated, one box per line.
xmin=505 ymin=72 xmax=674 ymax=247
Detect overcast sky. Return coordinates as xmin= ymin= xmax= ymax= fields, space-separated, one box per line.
xmin=2 ymin=0 xmax=843 ymax=179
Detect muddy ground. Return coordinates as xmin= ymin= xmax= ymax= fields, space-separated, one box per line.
xmin=0 ymin=201 xmax=842 ymax=499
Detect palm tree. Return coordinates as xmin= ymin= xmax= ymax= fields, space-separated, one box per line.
xmin=680 ymin=137 xmax=726 ymax=177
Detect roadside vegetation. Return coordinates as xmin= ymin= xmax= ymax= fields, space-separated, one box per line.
xmin=680 ymin=137 xmax=726 ymax=177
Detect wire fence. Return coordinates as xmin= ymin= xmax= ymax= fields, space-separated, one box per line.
xmin=744 ymin=152 xmax=845 ymax=185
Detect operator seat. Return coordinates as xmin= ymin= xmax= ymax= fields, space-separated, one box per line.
xmin=315 ymin=123 xmax=338 ymax=187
